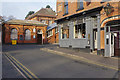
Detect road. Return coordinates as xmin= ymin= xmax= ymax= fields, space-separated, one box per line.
xmin=2 ymin=44 xmax=119 ymax=79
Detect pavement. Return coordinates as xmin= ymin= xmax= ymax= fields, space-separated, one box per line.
xmin=42 ymin=45 xmax=119 ymax=71
xmin=2 ymin=44 xmax=120 ymax=79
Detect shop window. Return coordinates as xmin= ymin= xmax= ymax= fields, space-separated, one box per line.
xmin=11 ymin=28 xmax=18 ymax=40
xmin=63 ymin=0 xmax=68 ymax=16
xmin=61 ymin=26 xmax=69 ymax=39
xmin=55 ymin=27 xmax=58 ymax=34
xmin=75 ymin=23 xmax=86 ymax=38
xmin=47 ymin=30 xmax=53 ymax=37
xmin=76 ymin=0 xmax=84 ymax=11
xmin=25 ymin=29 xmax=31 ymax=40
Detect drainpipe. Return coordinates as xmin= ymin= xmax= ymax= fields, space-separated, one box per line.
xmin=97 ymin=14 xmax=101 ymax=55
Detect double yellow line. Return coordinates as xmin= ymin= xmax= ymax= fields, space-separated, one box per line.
xmin=4 ymin=53 xmax=39 ymax=80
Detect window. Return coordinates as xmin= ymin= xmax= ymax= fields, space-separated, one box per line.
xmin=55 ymin=27 xmax=58 ymax=33
xmin=41 ymin=20 xmax=46 ymax=24
xmin=61 ymin=26 xmax=69 ymax=39
xmin=38 ymin=29 xmax=42 ymax=34
xmin=64 ymin=0 xmax=68 ymax=15
xmin=25 ymin=29 xmax=31 ymax=40
xmin=47 ymin=30 xmax=53 ymax=37
xmin=119 ymin=31 xmax=120 ymax=48
xmin=84 ymin=0 xmax=91 ymax=6
xmin=11 ymin=28 xmax=18 ymax=40
xmin=77 ymin=0 xmax=84 ymax=11
xmin=57 ymin=3 xmax=62 ymax=13
xmin=75 ymin=23 xmax=86 ymax=38
xmin=101 ymin=0 xmax=111 ymax=3
xmin=106 ymin=27 xmax=109 ymax=32
xmin=49 ymin=20 xmax=52 ymax=25
xmin=86 ymin=2 xmax=91 ymax=6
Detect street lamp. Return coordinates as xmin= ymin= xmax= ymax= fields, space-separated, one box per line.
xmin=104 ymin=3 xmax=114 ymax=16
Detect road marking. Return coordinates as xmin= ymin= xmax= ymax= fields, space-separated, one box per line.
xmin=4 ymin=53 xmax=39 ymax=80
xmin=40 ymin=48 xmax=119 ymax=71
xmin=4 ymin=54 xmax=28 ymax=79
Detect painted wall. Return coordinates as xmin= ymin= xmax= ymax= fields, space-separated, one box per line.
xmin=56 ymin=0 xmax=120 ymax=50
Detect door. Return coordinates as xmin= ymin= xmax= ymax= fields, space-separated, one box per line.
xmin=37 ymin=34 xmax=42 ymax=44
xmin=110 ymin=32 xmax=114 ymax=56
xmin=114 ymin=32 xmax=119 ymax=56
xmin=94 ymin=30 xmax=97 ymax=50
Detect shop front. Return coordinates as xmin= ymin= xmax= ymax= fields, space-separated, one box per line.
xmin=105 ymin=19 xmax=120 ymax=57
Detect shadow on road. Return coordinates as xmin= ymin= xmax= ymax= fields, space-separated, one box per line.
xmin=2 ymin=44 xmax=58 ymax=52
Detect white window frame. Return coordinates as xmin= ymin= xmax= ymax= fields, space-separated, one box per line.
xmin=74 ymin=23 xmax=86 ymax=39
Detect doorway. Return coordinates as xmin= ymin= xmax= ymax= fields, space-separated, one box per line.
xmin=93 ymin=29 xmax=97 ymax=50
xmin=110 ymin=32 xmax=119 ymax=56
xmin=37 ymin=34 xmax=42 ymax=44
xmin=110 ymin=32 xmax=114 ymax=56
xmin=114 ymin=32 xmax=119 ymax=56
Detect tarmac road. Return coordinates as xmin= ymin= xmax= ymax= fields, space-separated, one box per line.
xmin=2 ymin=44 xmax=119 ymax=79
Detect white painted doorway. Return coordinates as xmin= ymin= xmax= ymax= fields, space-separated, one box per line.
xmin=94 ymin=30 xmax=97 ymax=50
xmin=110 ymin=32 xmax=114 ymax=56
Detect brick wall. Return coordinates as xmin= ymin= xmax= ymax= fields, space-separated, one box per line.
xmin=3 ymin=24 xmax=47 ymax=44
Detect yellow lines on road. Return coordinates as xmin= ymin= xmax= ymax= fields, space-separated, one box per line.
xmin=40 ymin=48 xmax=119 ymax=71
xmin=4 ymin=53 xmax=39 ymax=80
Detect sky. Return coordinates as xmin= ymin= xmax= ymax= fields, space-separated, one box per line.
xmin=1 ymin=0 xmax=56 ymax=20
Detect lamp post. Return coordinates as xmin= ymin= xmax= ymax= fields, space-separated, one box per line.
xmin=104 ymin=3 xmax=114 ymax=16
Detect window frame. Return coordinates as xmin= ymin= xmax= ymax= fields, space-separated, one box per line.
xmin=10 ymin=28 xmax=18 ymax=40
xmin=74 ymin=23 xmax=86 ymax=39
xmin=47 ymin=29 xmax=53 ymax=38
xmin=25 ymin=29 xmax=31 ymax=40
xmin=63 ymin=0 xmax=68 ymax=16
xmin=61 ymin=26 xmax=69 ymax=39
xmin=76 ymin=0 xmax=84 ymax=12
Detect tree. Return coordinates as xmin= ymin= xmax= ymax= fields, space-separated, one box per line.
xmin=25 ymin=11 xmax=35 ymax=19
xmin=46 ymin=5 xmax=51 ymax=8
xmin=8 ymin=15 xmax=16 ymax=20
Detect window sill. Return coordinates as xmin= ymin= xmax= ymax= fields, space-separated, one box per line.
xmin=74 ymin=38 xmax=86 ymax=40
xmin=61 ymin=38 xmax=69 ymax=40
xmin=76 ymin=8 xmax=84 ymax=12
xmin=63 ymin=13 xmax=68 ymax=16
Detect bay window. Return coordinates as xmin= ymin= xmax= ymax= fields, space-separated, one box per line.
xmin=61 ymin=26 xmax=69 ymax=39
xmin=75 ymin=23 xmax=86 ymax=38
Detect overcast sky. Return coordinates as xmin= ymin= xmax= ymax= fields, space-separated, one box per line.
xmin=1 ymin=0 xmax=56 ymax=20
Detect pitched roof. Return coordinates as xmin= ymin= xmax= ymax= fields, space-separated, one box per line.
xmin=4 ymin=19 xmax=47 ymax=26
xmin=26 ymin=8 xmax=56 ymax=20
xmin=47 ymin=23 xmax=57 ymax=31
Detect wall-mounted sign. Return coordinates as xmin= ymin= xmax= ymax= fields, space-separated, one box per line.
xmin=106 ymin=35 xmax=109 ymax=39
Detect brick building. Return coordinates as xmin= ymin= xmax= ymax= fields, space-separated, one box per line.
xmin=47 ymin=23 xmax=59 ymax=43
xmin=26 ymin=8 xmax=56 ymax=26
xmin=2 ymin=19 xmax=47 ymax=44
xmin=26 ymin=8 xmax=59 ymax=44
xmin=56 ymin=0 xmax=120 ymax=57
